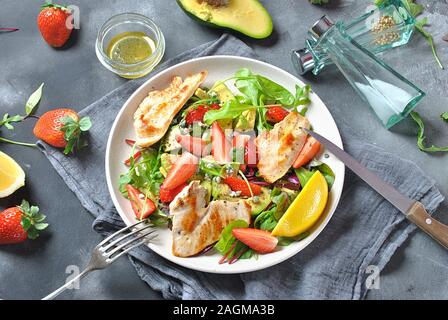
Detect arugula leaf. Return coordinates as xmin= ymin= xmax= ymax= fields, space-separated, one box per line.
xmin=256 ymin=95 xmax=273 ymax=132
xmin=294 ymin=162 xmax=335 ymax=189
xmin=119 ymin=146 xmax=165 ymax=200
xmin=400 ymin=0 xmax=424 ymax=17
xmin=441 ymin=112 xmax=448 ymax=122
xmin=410 ymin=111 xmax=448 ymax=152
xmin=25 ymin=83 xmax=44 ymax=115
xmin=415 ymin=17 xmax=444 ymax=70
xmin=214 ymin=220 xmax=249 ymax=254
xmin=203 ymin=99 xmax=257 ymax=125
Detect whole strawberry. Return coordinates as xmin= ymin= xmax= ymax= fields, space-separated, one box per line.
xmin=0 ymin=200 xmax=48 ymax=245
xmin=33 ymin=108 xmax=92 ymax=154
xmin=37 ymin=2 xmax=73 ymax=48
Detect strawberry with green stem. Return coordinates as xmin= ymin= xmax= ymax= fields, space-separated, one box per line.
xmin=33 ymin=108 xmax=92 ymax=154
xmin=0 ymin=200 xmax=48 ymax=245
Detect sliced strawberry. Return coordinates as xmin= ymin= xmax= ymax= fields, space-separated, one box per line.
xmin=159 ymin=183 xmax=188 ymax=203
xmin=162 ymin=152 xmax=199 ymax=190
xmin=185 ymin=105 xmax=208 ymax=125
xmin=208 ymin=103 xmax=221 ymax=110
xmin=211 ymin=122 xmax=231 ymax=163
xmin=293 ymin=136 xmax=321 ymax=169
xmin=266 ymin=106 xmax=289 ymax=123
xmin=125 ymin=139 xmax=136 ymax=146
xmin=223 ymin=176 xmax=262 ymax=197
xmin=124 ymin=150 xmax=142 ymax=166
xmin=175 ymin=134 xmax=209 ymax=157
xmin=232 ymin=228 xmax=278 ymax=254
xmin=245 ymin=137 xmax=258 ymax=167
xmin=126 ymin=184 xmax=156 ymax=220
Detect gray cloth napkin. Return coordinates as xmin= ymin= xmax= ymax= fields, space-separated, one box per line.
xmin=38 ymin=34 xmax=444 ymax=300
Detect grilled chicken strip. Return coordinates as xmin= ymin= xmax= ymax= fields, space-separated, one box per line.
xmin=170 ymin=181 xmax=251 ymax=257
xmin=133 ymin=71 xmax=208 ymax=147
xmin=255 ymin=111 xmax=310 ymax=183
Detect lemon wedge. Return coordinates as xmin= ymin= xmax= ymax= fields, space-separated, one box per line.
xmin=271 ymin=171 xmax=328 ymax=237
xmin=0 ymin=151 xmax=25 ymax=198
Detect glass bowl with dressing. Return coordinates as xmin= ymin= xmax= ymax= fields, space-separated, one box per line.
xmin=96 ymin=13 xmax=165 ymax=79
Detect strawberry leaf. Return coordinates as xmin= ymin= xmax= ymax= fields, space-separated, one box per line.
xmin=18 ymin=199 xmax=49 ymax=240
xmin=79 ymin=116 xmax=92 ymax=131
xmin=60 ymin=116 xmax=92 ymax=154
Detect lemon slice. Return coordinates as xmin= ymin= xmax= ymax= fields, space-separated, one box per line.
xmin=0 ymin=151 xmax=25 ymax=198
xmin=271 ymin=171 xmax=328 ymax=237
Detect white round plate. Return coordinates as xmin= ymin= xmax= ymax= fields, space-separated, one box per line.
xmin=105 ymin=56 xmax=345 ymax=274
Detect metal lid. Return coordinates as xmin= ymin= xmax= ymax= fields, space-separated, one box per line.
xmin=308 ymin=15 xmax=334 ymax=42
xmin=291 ymin=48 xmax=315 ymax=75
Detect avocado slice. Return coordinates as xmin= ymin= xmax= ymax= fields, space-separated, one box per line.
xmin=211 ymin=82 xmax=234 ymax=102
xmin=160 ymin=153 xmax=179 ymax=177
xmin=210 ymin=82 xmax=234 ymax=132
xmin=246 ymin=187 xmax=271 ymax=216
xmin=235 ymin=109 xmax=256 ymax=131
xmin=163 ymin=125 xmax=181 ymax=152
xmin=177 ymin=0 xmax=273 ymax=40
xmin=195 ymin=87 xmax=209 ymax=100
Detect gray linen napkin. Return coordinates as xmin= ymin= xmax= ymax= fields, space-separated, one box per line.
xmin=38 ymin=34 xmax=444 ymax=300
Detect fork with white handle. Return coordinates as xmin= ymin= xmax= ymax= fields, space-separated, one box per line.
xmin=42 ymin=219 xmax=156 ymax=300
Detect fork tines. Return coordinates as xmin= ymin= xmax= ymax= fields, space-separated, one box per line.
xmin=97 ymin=219 xmax=157 ymax=263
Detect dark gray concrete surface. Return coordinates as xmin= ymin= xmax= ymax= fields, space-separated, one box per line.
xmin=0 ymin=0 xmax=447 ymax=300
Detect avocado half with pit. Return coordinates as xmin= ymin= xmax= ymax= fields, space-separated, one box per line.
xmin=177 ymin=0 xmax=273 ymax=39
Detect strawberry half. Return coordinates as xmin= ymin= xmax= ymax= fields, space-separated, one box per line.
xmin=223 ymin=176 xmax=262 ymax=197
xmin=33 ymin=108 xmax=92 ymax=154
xmin=266 ymin=106 xmax=289 ymax=123
xmin=0 ymin=200 xmax=48 ymax=245
xmin=211 ymin=122 xmax=231 ymax=163
xmin=232 ymin=228 xmax=278 ymax=254
xmin=162 ymin=152 xmax=198 ymax=190
xmin=159 ymin=183 xmax=187 ymax=203
xmin=175 ymin=134 xmax=210 ymax=157
xmin=126 ymin=185 xmax=156 ymax=220
xmin=37 ymin=3 xmax=73 ymax=48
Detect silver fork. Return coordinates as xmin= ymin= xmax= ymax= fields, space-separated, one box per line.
xmin=42 ymin=219 xmax=156 ymax=300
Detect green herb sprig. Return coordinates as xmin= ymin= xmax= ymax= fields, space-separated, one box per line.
xmin=0 ymin=83 xmax=44 ymax=147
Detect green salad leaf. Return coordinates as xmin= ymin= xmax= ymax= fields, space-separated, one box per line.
xmin=277 ymin=232 xmax=310 ymax=246
xmin=203 ymin=99 xmax=256 ymax=125
xmin=119 ymin=146 xmax=165 ymax=200
xmin=254 ymin=188 xmax=296 ymax=231
xmin=214 ymin=219 xmax=248 ymax=254
xmin=295 ymin=162 xmax=335 ymax=189
xmin=410 ymin=111 xmax=448 ymax=152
